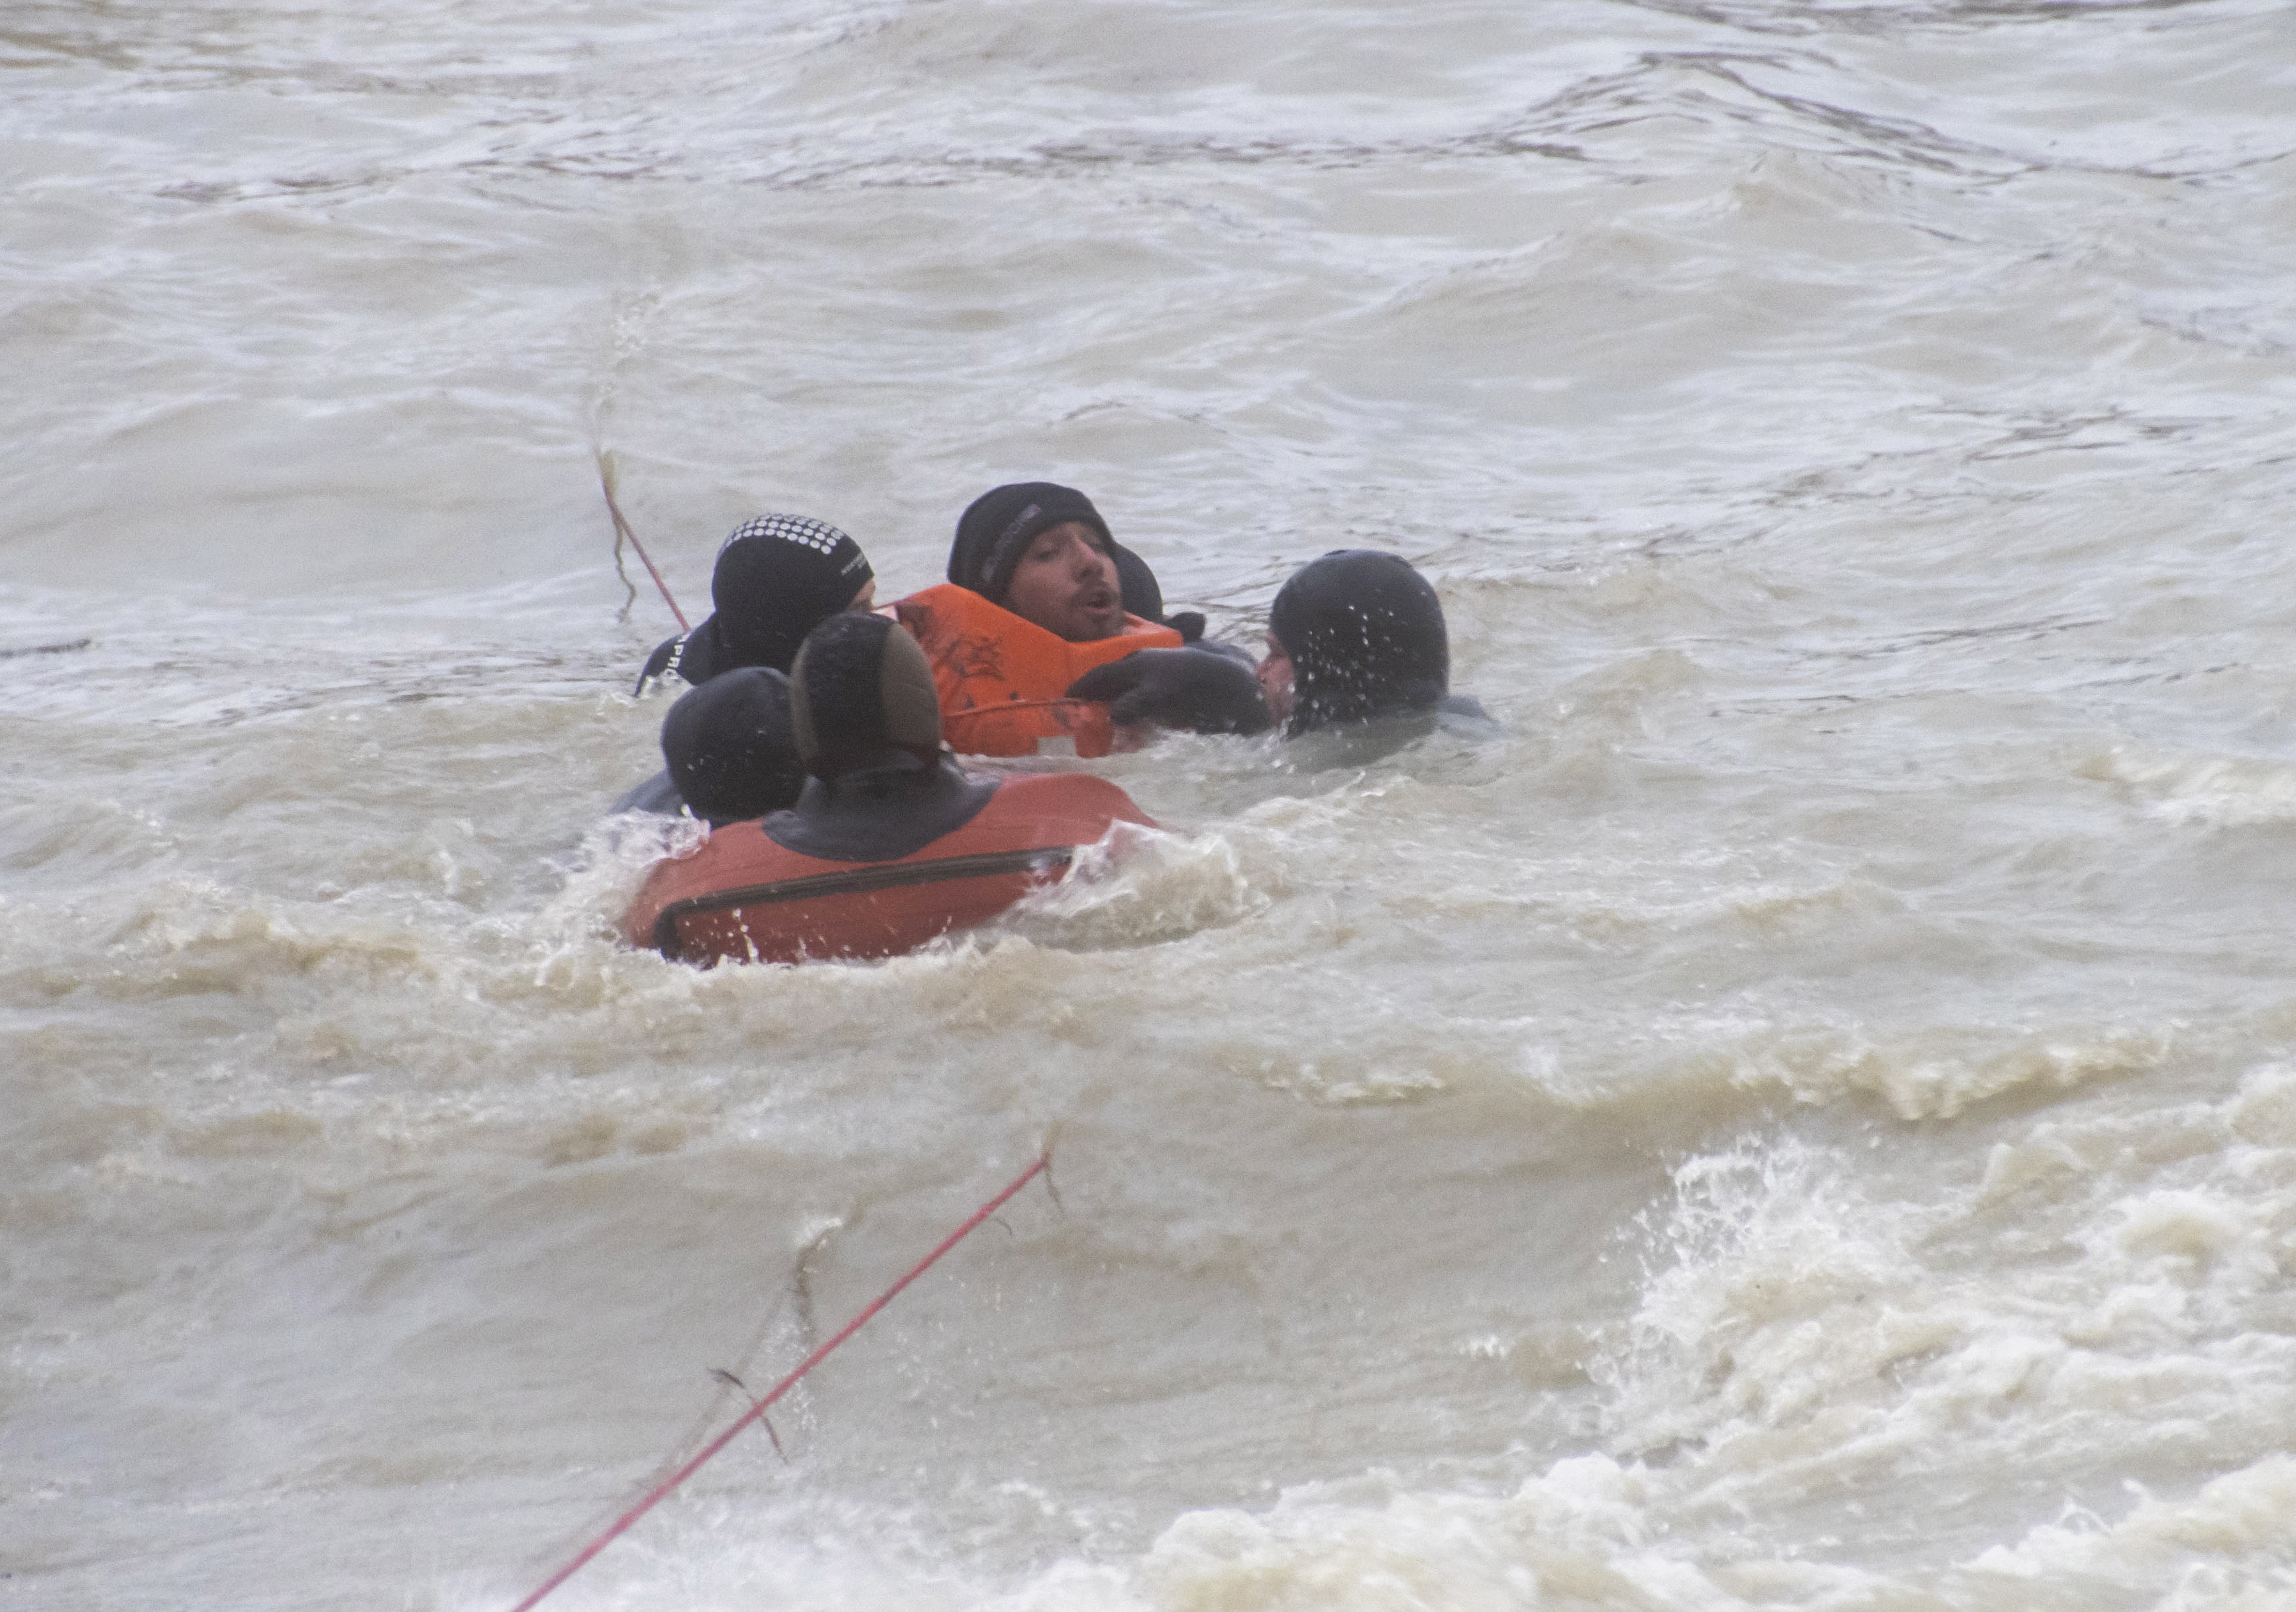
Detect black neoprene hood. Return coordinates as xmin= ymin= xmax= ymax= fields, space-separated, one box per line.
xmin=659 ymin=667 xmax=805 ymax=824
xmin=1269 ymin=550 xmax=1449 ymax=735
xmin=787 ymin=614 xmax=944 ymax=780
xmin=710 ymin=514 xmax=873 ymax=673
xmin=947 ymin=483 xmax=1113 ymax=604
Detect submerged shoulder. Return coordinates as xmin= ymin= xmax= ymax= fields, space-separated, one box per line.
xmin=634 ymin=632 xmax=687 ymax=694
xmin=1437 ymin=691 xmax=1501 ymax=733
xmin=608 ymin=769 xmax=688 ymax=818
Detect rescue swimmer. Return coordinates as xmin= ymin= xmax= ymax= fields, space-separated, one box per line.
xmin=1066 ymin=549 xmax=1486 ymax=743
xmin=653 ymin=667 xmax=806 ymax=827
xmin=893 ymin=482 xmax=1267 ymax=757
xmin=635 ymin=513 xmax=876 ymax=694
xmin=1256 ymin=549 xmax=1486 ymax=733
xmin=623 ymin=612 xmax=1156 ymax=966
xmin=616 ymin=512 xmax=876 ymax=816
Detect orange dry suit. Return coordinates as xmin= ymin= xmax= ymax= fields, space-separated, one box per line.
xmin=623 ymin=771 xmax=1154 ymax=965
xmin=892 ymin=582 xmax=1183 ymax=757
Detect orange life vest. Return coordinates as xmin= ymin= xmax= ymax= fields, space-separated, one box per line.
xmin=893 ymin=582 xmax=1184 ymax=757
xmin=624 ymin=773 xmax=1156 ymax=965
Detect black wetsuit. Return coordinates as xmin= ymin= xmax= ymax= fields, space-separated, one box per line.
xmin=761 ymin=753 xmax=1000 ymax=862
xmin=633 ymin=513 xmax=873 ymax=694
xmin=747 ymin=610 xmax=1003 ymax=855
xmin=609 ymin=770 xmax=688 ymax=817
xmin=613 ymin=666 xmax=806 ymax=825
xmin=1060 ymin=552 xmax=1476 ymax=740
xmin=1272 ymin=549 xmax=1466 ymax=735
xmin=633 ymin=623 xmax=732 ymax=696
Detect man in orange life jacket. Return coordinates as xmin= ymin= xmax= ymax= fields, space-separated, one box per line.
xmin=894 ymin=483 xmax=1271 ymax=757
xmin=624 ymin=612 xmax=1155 ymax=963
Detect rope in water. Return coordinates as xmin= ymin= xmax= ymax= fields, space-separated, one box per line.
xmin=506 ymin=1151 xmax=1052 ymax=1612
xmin=598 ymin=450 xmax=690 ymax=633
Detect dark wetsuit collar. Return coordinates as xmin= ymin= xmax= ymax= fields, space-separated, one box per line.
xmin=761 ymin=753 xmax=999 ymax=863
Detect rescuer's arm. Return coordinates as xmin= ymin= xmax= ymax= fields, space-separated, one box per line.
xmin=1066 ymin=648 xmax=1275 ymax=737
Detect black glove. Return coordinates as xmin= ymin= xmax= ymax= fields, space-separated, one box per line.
xmin=1067 ymin=648 xmax=1274 ymax=736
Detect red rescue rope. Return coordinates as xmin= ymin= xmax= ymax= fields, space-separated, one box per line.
xmin=506 ymin=1152 xmax=1051 ymax=1612
xmin=598 ymin=451 xmax=690 ymax=633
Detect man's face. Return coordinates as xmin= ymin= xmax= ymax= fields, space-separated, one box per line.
xmin=1256 ymin=633 xmax=1295 ymax=722
xmin=1003 ymin=521 xmax=1124 ymax=642
xmin=846 ymin=577 xmax=877 ymax=612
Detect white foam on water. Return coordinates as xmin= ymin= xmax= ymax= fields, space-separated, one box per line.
xmin=2092 ymin=747 xmax=2296 ymax=832
xmin=11 ymin=0 xmax=2296 ymax=1605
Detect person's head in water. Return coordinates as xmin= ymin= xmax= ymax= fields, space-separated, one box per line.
xmin=788 ymin=612 xmax=946 ymax=782
xmin=948 ymin=483 xmax=1127 ymax=643
xmin=710 ymin=514 xmax=877 ymax=673
xmin=660 ymin=667 xmax=806 ymax=824
xmin=1260 ymin=551 xmax=1449 ymax=735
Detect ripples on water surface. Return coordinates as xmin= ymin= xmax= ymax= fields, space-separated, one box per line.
xmin=6 ymin=0 xmax=2296 ymax=1607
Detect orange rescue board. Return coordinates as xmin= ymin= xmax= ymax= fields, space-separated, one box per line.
xmin=623 ymin=773 xmax=1156 ymax=966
